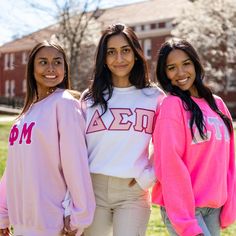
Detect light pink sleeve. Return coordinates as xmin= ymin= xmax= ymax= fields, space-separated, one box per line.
xmin=153 ymin=97 xmax=202 ymax=236
xmin=0 ymin=170 xmax=10 ymax=228
xmin=57 ymin=98 xmax=95 ymax=232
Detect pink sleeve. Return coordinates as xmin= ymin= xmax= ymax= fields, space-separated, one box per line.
xmin=218 ymin=99 xmax=236 ymax=228
xmin=57 ymin=98 xmax=95 ymax=231
xmin=0 ymin=170 xmax=10 ymax=228
xmin=153 ymin=98 xmax=202 ymax=236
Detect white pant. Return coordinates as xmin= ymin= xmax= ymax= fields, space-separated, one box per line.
xmin=84 ymin=174 xmax=151 ymax=236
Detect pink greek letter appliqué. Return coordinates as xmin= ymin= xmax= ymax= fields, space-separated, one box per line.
xmin=133 ymin=108 xmax=155 ymax=134
xmin=9 ymin=122 xmax=35 ymax=145
xmin=108 ymin=108 xmax=132 ymax=130
xmin=86 ymin=110 xmax=106 ymax=134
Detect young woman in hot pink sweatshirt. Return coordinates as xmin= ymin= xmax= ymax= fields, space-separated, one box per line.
xmin=0 ymin=40 xmax=95 ymax=236
xmin=152 ymin=38 xmax=236 ymax=236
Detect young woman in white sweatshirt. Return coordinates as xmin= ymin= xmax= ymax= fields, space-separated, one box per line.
xmin=81 ymin=23 xmax=165 ymax=236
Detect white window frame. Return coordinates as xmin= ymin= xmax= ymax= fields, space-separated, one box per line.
xmin=4 ymin=54 xmax=9 ymax=70
xmin=10 ymin=53 xmax=15 ymax=70
xmin=10 ymin=80 xmax=15 ymax=96
xmin=22 ymin=52 xmax=28 ymax=64
xmin=5 ymin=80 xmax=10 ymax=97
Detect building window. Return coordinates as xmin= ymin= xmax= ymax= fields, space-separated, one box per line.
xmin=22 ymin=52 xmax=28 ymax=64
xmin=158 ymin=22 xmax=166 ymax=28
xmin=5 ymin=80 xmax=10 ymax=97
xmin=144 ymin=39 xmax=151 ymax=59
xmin=4 ymin=53 xmax=15 ymax=70
xmin=151 ymin=23 xmax=156 ymax=29
xmin=5 ymin=80 xmax=15 ymax=97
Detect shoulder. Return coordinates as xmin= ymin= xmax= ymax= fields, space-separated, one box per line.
xmin=157 ymin=95 xmax=185 ymax=120
xmin=161 ymin=94 xmax=183 ymax=107
xmin=213 ymin=94 xmax=231 ymax=116
xmin=141 ymin=85 xmax=166 ymax=101
xmin=53 ymin=88 xmax=77 ymax=101
xmin=213 ymin=94 xmax=225 ymax=104
xmin=53 ymin=88 xmax=81 ymax=108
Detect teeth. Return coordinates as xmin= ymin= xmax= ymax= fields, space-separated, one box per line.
xmin=45 ymin=75 xmax=56 ymax=79
xmin=178 ymin=78 xmax=188 ymax=84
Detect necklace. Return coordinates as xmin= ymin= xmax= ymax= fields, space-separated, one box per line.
xmin=34 ymin=87 xmax=56 ymax=103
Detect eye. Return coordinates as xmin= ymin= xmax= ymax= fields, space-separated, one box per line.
xmin=183 ymin=60 xmax=193 ymax=66
xmin=39 ymin=60 xmax=47 ymax=65
xmin=122 ymin=48 xmax=131 ymax=54
xmin=166 ymin=66 xmax=175 ymax=71
xmin=183 ymin=61 xmax=191 ymax=66
xmin=54 ymin=60 xmax=62 ymax=65
xmin=107 ymin=50 xmax=115 ymax=56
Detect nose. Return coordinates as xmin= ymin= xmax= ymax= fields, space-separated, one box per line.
xmin=47 ymin=63 xmax=55 ymax=72
xmin=177 ymin=66 xmax=185 ymax=76
xmin=116 ymin=52 xmax=123 ymax=62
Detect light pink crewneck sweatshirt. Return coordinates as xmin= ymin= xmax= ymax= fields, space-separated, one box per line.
xmin=0 ymin=89 xmax=95 ymax=236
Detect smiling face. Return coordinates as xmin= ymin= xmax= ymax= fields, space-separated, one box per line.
xmin=165 ymin=49 xmax=199 ymax=97
xmin=105 ymin=34 xmax=135 ymax=88
xmin=34 ymin=46 xmax=65 ymax=97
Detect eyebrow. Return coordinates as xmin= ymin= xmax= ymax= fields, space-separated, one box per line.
xmin=36 ymin=57 xmax=63 ymax=60
xmin=107 ymin=45 xmax=130 ymax=50
xmin=166 ymin=58 xmax=191 ymax=67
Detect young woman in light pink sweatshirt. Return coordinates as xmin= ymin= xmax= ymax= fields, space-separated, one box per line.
xmin=152 ymin=38 xmax=236 ymax=236
xmin=0 ymin=40 xmax=95 ymax=236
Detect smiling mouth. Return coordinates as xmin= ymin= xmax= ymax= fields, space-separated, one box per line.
xmin=44 ymin=75 xmax=56 ymax=79
xmin=177 ymin=77 xmax=189 ymax=85
xmin=114 ymin=65 xmax=128 ymax=68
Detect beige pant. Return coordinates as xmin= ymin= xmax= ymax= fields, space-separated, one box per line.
xmin=84 ymin=174 xmax=151 ymax=236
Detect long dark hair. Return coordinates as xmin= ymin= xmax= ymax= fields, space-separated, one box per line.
xmin=20 ymin=40 xmax=71 ymax=116
xmin=83 ymin=23 xmax=150 ymax=114
xmin=156 ymin=38 xmax=232 ymax=137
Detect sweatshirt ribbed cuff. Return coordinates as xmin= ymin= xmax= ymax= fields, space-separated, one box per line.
xmin=136 ymin=167 xmax=156 ymax=190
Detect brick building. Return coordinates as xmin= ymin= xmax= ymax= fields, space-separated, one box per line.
xmin=0 ymin=0 xmax=235 ymax=116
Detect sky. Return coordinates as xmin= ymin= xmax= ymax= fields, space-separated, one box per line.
xmin=0 ymin=0 xmax=145 ymax=46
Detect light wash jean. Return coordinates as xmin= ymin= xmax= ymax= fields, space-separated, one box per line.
xmin=160 ymin=206 xmax=221 ymax=236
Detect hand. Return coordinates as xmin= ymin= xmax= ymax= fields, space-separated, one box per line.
xmin=129 ymin=178 xmax=137 ymax=187
xmin=0 ymin=228 xmax=11 ymax=236
xmin=61 ymin=215 xmax=78 ymax=236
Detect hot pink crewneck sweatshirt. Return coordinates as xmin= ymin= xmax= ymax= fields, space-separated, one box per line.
xmin=152 ymin=95 xmax=236 ymax=236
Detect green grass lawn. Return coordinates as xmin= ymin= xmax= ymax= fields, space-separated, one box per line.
xmin=0 ymin=120 xmax=236 ymax=235
xmin=0 ymin=121 xmax=12 ymax=176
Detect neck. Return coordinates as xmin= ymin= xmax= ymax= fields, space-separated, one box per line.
xmin=112 ymin=77 xmax=132 ymax=88
xmin=34 ymin=87 xmax=56 ymax=103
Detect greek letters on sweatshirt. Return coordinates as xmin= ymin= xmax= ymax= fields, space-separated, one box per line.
xmin=0 ymin=89 xmax=95 ymax=236
xmin=81 ymin=86 xmax=165 ymax=190
xmin=152 ymin=94 xmax=236 ymax=236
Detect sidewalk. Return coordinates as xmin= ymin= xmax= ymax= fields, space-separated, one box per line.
xmin=0 ymin=115 xmax=18 ymax=123
xmin=0 ymin=106 xmax=21 ymax=115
